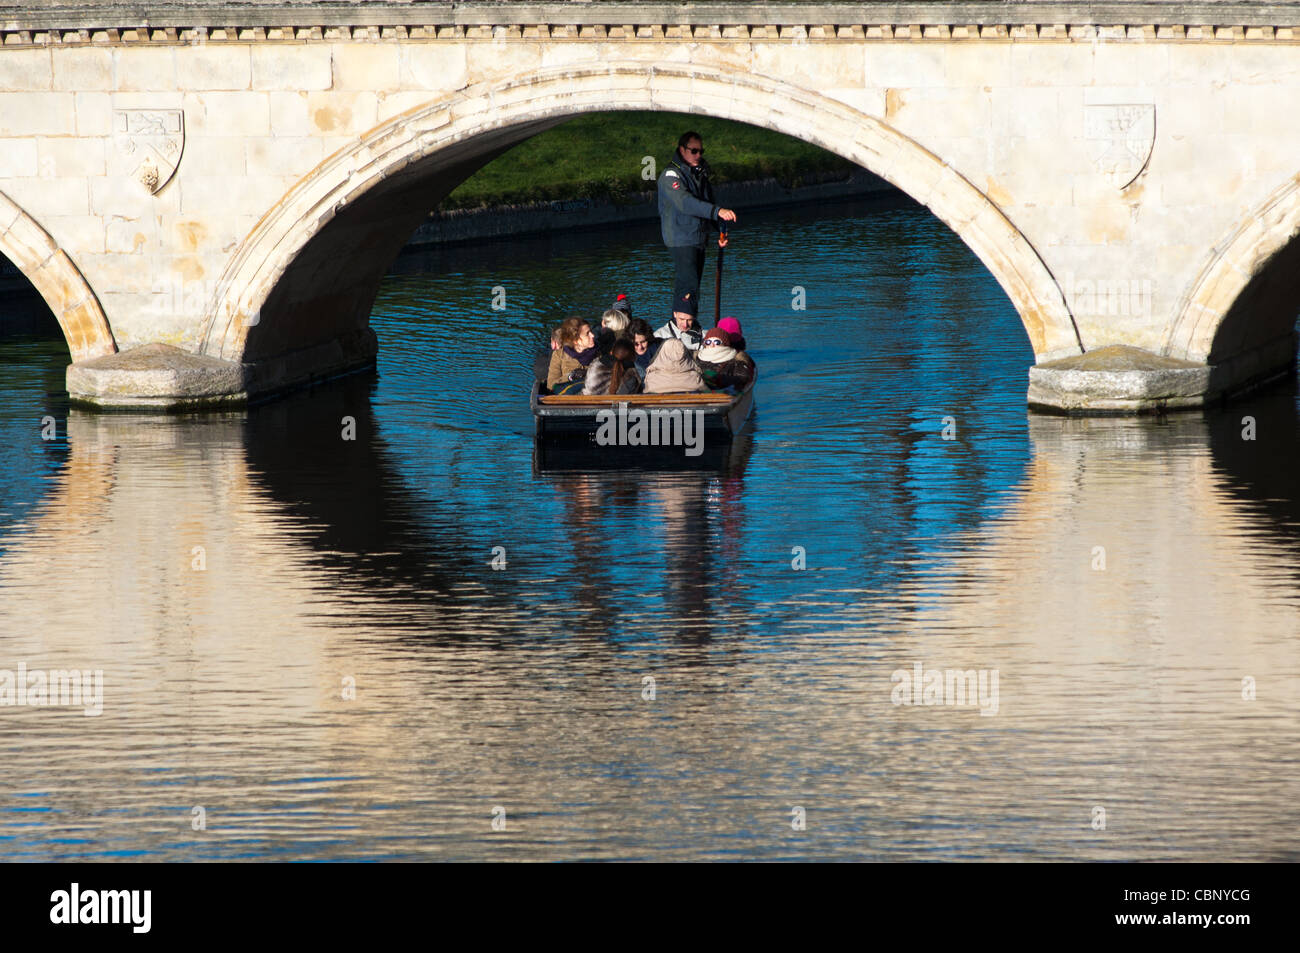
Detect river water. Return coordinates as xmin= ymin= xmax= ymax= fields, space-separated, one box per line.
xmin=1 ymin=197 xmax=1297 ymax=861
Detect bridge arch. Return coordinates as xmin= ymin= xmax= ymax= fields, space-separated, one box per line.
xmin=0 ymin=190 xmax=116 ymax=362
xmin=1165 ymin=173 xmax=1300 ymax=366
xmin=203 ymin=63 xmax=1080 ymax=365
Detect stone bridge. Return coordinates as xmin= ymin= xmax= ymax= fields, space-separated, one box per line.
xmin=1 ymin=1 xmax=1298 ymax=411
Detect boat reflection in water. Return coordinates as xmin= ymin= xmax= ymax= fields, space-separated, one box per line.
xmin=532 ymin=423 xmax=754 ymax=640
xmin=534 ymin=422 xmax=755 ymax=472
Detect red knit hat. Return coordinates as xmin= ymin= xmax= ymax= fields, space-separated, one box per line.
xmin=702 ymin=328 xmax=731 ymax=346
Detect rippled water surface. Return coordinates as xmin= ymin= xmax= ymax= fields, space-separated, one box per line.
xmin=1 ymin=198 xmax=1298 ymax=861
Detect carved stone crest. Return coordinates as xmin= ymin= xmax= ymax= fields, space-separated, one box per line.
xmin=1084 ymin=104 xmax=1155 ymax=190
xmin=113 ymin=109 xmax=184 ymax=194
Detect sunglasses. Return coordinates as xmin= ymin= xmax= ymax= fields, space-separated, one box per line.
xmin=686 ymin=147 xmax=704 ymax=155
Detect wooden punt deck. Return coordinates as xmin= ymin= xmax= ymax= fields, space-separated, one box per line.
xmin=531 ymin=379 xmax=755 ymax=443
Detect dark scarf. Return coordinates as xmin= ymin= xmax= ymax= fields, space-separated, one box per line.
xmin=563 ymin=344 xmax=597 ymax=367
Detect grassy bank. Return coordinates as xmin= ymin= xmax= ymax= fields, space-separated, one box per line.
xmin=442 ymin=111 xmax=855 ymax=210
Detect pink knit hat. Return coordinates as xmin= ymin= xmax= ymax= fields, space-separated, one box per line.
xmin=718 ymin=316 xmax=743 ymax=339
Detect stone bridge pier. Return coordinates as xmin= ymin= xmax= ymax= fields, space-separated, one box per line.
xmin=0 ymin=1 xmax=1298 ymax=413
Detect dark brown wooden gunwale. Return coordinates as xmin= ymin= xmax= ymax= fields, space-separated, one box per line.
xmin=537 ymin=392 xmax=733 ymax=406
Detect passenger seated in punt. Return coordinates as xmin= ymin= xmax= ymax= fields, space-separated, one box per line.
xmin=601 ymin=307 xmax=631 ymax=340
xmin=628 ymin=318 xmax=659 ymax=375
xmin=583 ymin=340 xmax=643 ymax=395
xmin=642 ymin=338 xmax=707 ymax=394
xmin=694 ymin=327 xmax=754 ymax=391
xmin=593 ymin=323 xmax=617 ymax=357
xmin=717 ymin=316 xmax=748 ymax=355
xmin=654 ymin=293 xmax=704 ymax=350
xmin=534 ymin=324 xmax=563 ymax=385
xmin=547 ymin=316 xmax=598 ymax=394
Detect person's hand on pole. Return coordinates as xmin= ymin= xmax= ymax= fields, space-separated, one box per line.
xmin=718 ymin=232 xmax=729 ymax=249
xmin=717 ymin=208 xmax=737 ymax=222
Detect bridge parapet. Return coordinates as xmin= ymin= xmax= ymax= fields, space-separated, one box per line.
xmin=4 ymin=2 xmax=1300 ymax=45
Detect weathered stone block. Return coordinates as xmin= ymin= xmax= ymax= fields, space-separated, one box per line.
xmin=0 ymin=48 xmax=51 ymax=92
xmin=1224 ymin=85 xmax=1297 ymax=135
xmin=824 ymin=86 xmax=886 ymax=119
xmin=267 ymin=90 xmax=311 ymax=136
xmin=67 ymin=342 xmax=247 ymax=408
xmin=179 ymin=173 xmax=290 ymax=218
xmin=89 ymin=173 xmax=179 ymax=217
xmin=43 ymin=213 xmax=108 ymax=256
xmin=183 ymin=90 xmax=270 ymax=137
xmin=0 ymin=137 xmax=37 ymax=176
xmin=40 ymin=136 xmax=106 ymax=178
xmin=943 ymin=43 xmax=1011 ymax=88
xmin=1167 ymin=46 xmax=1231 ymax=86
xmin=0 ymin=91 xmax=76 ymax=135
xmin=1027 ymin=346 xmax=1212 ymax=413
xmin=60 ymin=296 xmax=116 ymax=360
xmin=251 ymin=44 xmax=331 ymax=91
xmin=304 ymin=91 xmax=378 ymax=136
xmin=1094 ymin=43 xmax=1169 ymax=87
xmin=51 ymin=47 xmax=111 ymax=91
xmin=465 ymin=43 xmax=542 ymax=84
xmin=246 ymin=136 xmax=324 ymax=178
xmin=1009 ymin=42 xmax=1093 ymax=86
xmin=177 ymin=135 xmax=247 ymax=178
xmin=73 ymin=90 xmax=113 ymax=136
xmin=890 ymin=85 xmax=989 ymax=142
xmin=4 ymin=175 xmax=90 ymax=218
xmin=991 ymin=86 xmax=1062 ymax=140
xmin=333 ymin=44 xmax=400 ymax=93
xmin=755 ymin=43 xmax=862 ymax=89
xmin=177 ymin=46 xmax=251 ymax=91
xmin=104 ymin=218 xmax=150 ymax=254
xmin=115 ymin=47 xmax=177 ymax=92
xmin=540 ymin=44 xmax=603 ymax=70
xmin=864 ymin=45 xmax=946 ymax=87
xmin=376 ymin=90 xmax=444 ymax=124
xmin=399 ymin=44 xmax=469 ymax=91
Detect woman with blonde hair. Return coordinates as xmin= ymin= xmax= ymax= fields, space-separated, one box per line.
xmin=601 ymin=307 xmax=630 ymax=339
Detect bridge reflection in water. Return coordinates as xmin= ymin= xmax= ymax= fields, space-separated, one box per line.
xmin=0 ymin=374 xmax=1295 ymax=859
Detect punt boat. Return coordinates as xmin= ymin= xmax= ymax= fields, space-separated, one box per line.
xmin=532 ymin=378 xmax=754 ymax=440
xmin=530 ymin=378 xmax=755 ymax=468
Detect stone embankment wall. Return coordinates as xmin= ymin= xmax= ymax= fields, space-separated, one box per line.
xmin=407 ymin=169 xmax=893 ymax=245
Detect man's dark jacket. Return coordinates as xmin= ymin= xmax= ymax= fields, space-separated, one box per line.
xmin=657 ymin=154 xmax=719 ymax=248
